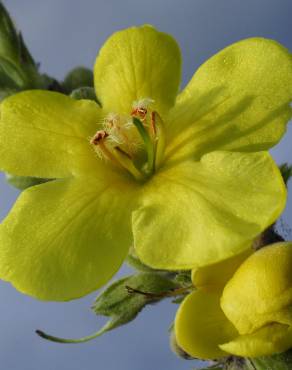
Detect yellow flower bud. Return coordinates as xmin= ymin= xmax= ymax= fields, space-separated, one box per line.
xmin=175 ymin=242 xmax=292 ymax=360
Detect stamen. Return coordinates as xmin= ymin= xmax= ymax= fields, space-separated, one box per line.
xmin=90 ymin=130 xmax=121 ymax=166
xmin=132 ymin=117 xmax=155 ymax=175
xmin=104 ymin=113 xmax=140 ymax=154
xmin=131 ymin=98 xmax=154 ymax=120
xmin=89 ymin=99 xmax=165 ymax=181
xmin=90 ymin=130 xmax=109 ymax=145
xmin=150 ymin=111 xmax=157 ymax=137
xmin=90 ymin=129 xmax=145 ymax=181
xmin=113 ymin=147 xmax=145 ymax=181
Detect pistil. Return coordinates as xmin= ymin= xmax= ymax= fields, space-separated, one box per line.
xmin=132 ymin=117 xmax=155 ymax=175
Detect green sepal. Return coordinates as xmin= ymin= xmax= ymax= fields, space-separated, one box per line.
xmin=92 ymin=273 xmax=178 ymax=335
xmin=5 ymin=173 xmax=50 ymax=190
xmin=70 ymin=87 xmax=99 ymax=104
xmin=279 ymin=163 xmax=292 ymax=185
xmin=174 ymin=271 xmax=192 ymax=287
xmin=245 ymin=350 xmax=292 ymax=370
xmin=62 ymin=67 xmax=94 ymax=93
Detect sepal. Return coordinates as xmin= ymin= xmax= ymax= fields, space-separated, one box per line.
xmin=5 ymin=173 xmax=50 ymax=190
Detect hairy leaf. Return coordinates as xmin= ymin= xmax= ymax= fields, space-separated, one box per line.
xmin=92 ymin=273 xmax=178 ymax=336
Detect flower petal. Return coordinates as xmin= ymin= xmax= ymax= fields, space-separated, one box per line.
xmin=191 ymin=247 xmax=252 ymax=293
xmin=0 ymin=173 xmax=138 ymax=300
xmin=133 ymin=151 xmax=286 ymax=269
xmin=94 ymin=25 xmax=181 ymax=115
xmin=166 ymin=38 xmax=292 ymax=164
xmin=175 ymin=290 xmax=237 ymax=360
xmin=220 ymin=323 xmax=292 ymax=358
xmin=221 ymin=242 xmax=292 ymax=335
xmin=0 ymin=90 xmax=102 ymax=178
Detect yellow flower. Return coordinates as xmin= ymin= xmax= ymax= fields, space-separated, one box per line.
xmin=175 ymin=242 xmax=292 ymax=359
xmin=0 ymin=25 xmax=290 ymax=301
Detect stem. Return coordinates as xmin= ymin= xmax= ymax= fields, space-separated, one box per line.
xmin=35 ymin=321 xmax=112 ymax=344
xmin=151 ymin=111 xmax=166 ymax=169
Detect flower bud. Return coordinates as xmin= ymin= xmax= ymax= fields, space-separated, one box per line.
xmin=175 ymin=242 xmax=292 ymax=360
xmin=62 ymin=67 xmax=93 ymax=93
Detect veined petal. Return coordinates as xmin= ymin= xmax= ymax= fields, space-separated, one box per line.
xmin=133 ymin=151 xmax=286 ymax=269
xmin=220 ymin=323 xmax=292 ymax=358
xmin=0 ymin=174 xmax=138 ymax=301
xmin=0 ymin=90 xmax=103 ymax=178
xmin=166 ymin=38 xmax=292 ymax=164
xmin=175 ymin=290 xmax=237 ymax=360
xmin=192 ymin=247 xmax=252 ymax=293
xmin=94 ymin=25 xmax=181 ymax=115
xmin=221 ymin=242 xmax=292 ymax=335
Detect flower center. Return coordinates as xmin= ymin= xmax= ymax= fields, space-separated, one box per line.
xmin=90 ymin=98 xmax=166 ymax=181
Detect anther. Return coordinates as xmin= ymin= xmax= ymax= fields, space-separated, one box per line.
xmin=90 ymin=130 xmax=109 ymax=146
xmin=131 ymin=107 xmax=148 ymax=120
xmin=131 ymin=98 xmax=154 ymax=120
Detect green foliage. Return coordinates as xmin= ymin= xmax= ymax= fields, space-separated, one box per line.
xmin=62 ymin=66 xmax=94 ymax=93
xmin=246 ymin=350 xmax=292 ymax=370
xmin=92 ymin=273 xmax=178 ymax=336
xmin=279 ymin=163 xmax=292 ymax=185
xmin=0 ymin=2 xmax=39 ymax=89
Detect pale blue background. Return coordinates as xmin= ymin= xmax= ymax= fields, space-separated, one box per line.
xmin=0 ymin=1 xmax=291 ymax=369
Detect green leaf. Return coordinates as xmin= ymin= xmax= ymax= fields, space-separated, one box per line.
xmin=92 ymin=273 xmax=178 ymax=336
xmin=0 ymin=3 xmax=38 ymax=88
xmin=18 ymin=32 xmax=35 ymax=68
xmin=62 ymin=67 xmax=94 ymax=93
xmin=0 ymin=56 xmax=27 ymax=87
xmin=279 ymin=163 xmax=292 ymax=185
xmin=5 ymin=173 xmax=51 ymax=190
xmin=0 ymin=2 xmax=20 ymax=65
